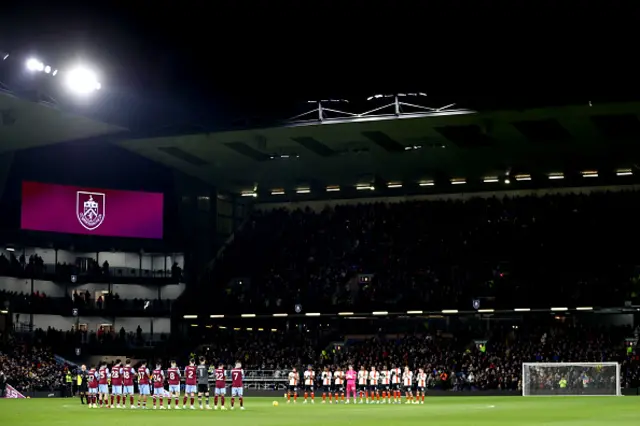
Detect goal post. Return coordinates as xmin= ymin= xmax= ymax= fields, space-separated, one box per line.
xmin=522 ymin=362 xmax=621 ymax=396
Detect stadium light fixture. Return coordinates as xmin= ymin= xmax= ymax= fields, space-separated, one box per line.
xmin=241 ymin=313 xmax=256 ymax=318
xmin=548 ymin=173 xmax=564 ymax=180
xmin=271 ymin=189 xmax=285 ymax=195
xmin=576 ymin=307 xmax=593 ymax=311
xmin=450 ymin=179 xmax=466 ymax=185
xmin=478 ymin=309 xmax=495 ymax=313
xmin=233 ymin=328 xmax=241 ymax=331
xmin=6 ymin=247 xmax=14 ymax=252
xmin=26 ymin=58 xmax=45 ymax=72
xmin=406 ymin=310 xmax=423 ymax=314
xmin=272 ymin=313 xmax=288 ymax=317
xmin=551 ymin=307 xmax=568 ymax=311
xmin=183 ymin=314 xmax=198 ymax=319
xmin=483 ymin=176 xmax=499 ymax=183
xmin=271 ymin=329 xmax=278 ymax=332
xmin=515 ymin=174 xmax=531 ymax=181
xmin=387 ymin=182 xmax=402 ymax=188
xmin=190 ymin=324 xmax=198 ymax=327
xmin=65 ymin=66 xmax=101 ymax=95
xmin=296 ymin=188 xmax=311 ymax=194
xmin=581 ymin=170 xmax=598 ymax=178
xmin=326 ymin=186 xmax=340 ymax=192
xmin=246 ymin=328 xmax=253 ymax=331
xmin=209 ymin=314 xmax=225 ymax=318
xmin=305 ymin=312 xmax=321 ymax=317
xmin=0 ymin=310 xmax=7 ymax=314
xmin=418 ymin=181 xmax=434 ymax=187
xmin=241 ymin=191 xmax=257 ymax=197
xmin=258 ymin=328 xmax=264 ymax=331
xmin=616 ymin=169 xmax=633 ymax=176
xmin=356 ymin=184 xmax=374 ymax=191
xmin=338 ymin=312 xmax=354 ymax=316
xmin=372 ymin=311 xmax=388 ymax=316
xmin=514 ymin=308 xmax=530 ymax=312
xmin=442 ymin=309 xmax=459 ymax=314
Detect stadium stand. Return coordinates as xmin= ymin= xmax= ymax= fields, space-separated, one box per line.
xmin=0 ymin=336 xmax=66 ymax=393
xmin=202 ymin=190 xmax=640 ymax=313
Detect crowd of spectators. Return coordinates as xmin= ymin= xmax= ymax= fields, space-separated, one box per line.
xmin=0 ymin=335 xmax=65 ymax=393
xmin=192 ymin=322 xmax=640 ymax=391
xmin=201 ymin=190 xmax=640 ymax=313
xmin=0 ymin=288 xmax=172 ymax=317
xmin=2 ymin=320 xmax=640 ymax=394
xmin=0 ymin=252 xmax=182 ymax=284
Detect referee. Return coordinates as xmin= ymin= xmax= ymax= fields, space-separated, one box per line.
xmin=77 ymin=365 xmax=89 ymax=405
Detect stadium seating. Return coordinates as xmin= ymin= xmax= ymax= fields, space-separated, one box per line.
xmin=201 ymin=190 xmax=640 ymax=313
xmin=3 ymin=319 xmax=640 ymax=394
xmin=0 ymin=337 xmax=67 ymax=393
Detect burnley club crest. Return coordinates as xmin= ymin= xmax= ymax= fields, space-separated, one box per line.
xmin=77 ymin=191 xmax=105 ymax=231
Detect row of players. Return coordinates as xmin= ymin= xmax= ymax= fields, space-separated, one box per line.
xmin=287 ymin=365 xmax=428 ymax=404
xmin=81 ymin=357 xmax=245 ymax=410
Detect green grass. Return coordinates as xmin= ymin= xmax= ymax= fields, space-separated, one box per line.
xmin=2 ymin=396 xmax=640 ymax=425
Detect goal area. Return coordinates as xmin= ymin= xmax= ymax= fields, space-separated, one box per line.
xmin=522 ymin=362 xmax=621 ymax=396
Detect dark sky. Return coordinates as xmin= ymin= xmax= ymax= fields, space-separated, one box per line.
xmin=0 ymin=2 xmax=636 ymax=131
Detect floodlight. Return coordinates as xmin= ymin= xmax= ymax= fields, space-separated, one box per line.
xmin=26 ymin=58 xmax=44 ymax=72
xmin=44 ymin=65 xmax=51 ymax=74
xmin=65 ymin=66 xmax=101 ymax=94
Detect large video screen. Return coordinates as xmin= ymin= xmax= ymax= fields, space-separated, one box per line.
xmin=21 ymin=181 xmax=163 ymax=239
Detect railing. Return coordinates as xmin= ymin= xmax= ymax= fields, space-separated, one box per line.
xmin=205 ymin=369 xmax=289 ymax=390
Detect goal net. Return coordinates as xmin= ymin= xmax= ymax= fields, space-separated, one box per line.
xmin=522 ymin=362 xmax=621 ymax=396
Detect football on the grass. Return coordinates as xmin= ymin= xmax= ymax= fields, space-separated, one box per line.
xmin=273 ymin=401 xmax=279 ymax=407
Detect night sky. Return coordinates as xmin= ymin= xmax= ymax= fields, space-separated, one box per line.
xmin=0 ymin=2 xmax=635 ymax=131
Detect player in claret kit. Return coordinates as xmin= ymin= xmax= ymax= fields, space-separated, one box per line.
xmin=402 ymin=366 xmax=413 ymax=404
xmin=357 ymin=366 xmax=368 ymax=403
xmin=321 ymin=367 xmax=332 ymax=404
xmin=183 ymin=358 xmax=197 ymax=409
xmin=416 ymin=368 xmax=427 ymax=404
xmin=380 ymin=366 xmax=391 ymax=404
xmin=152 ymin=362 xmax=166 ymax=409
xmin=196 ymin=357 xmax=212 ymax=410
xmin=368 ymin=366 xmax=380 ymax=404
xmin=137 ymin=361 xmax=151 ymax=409
xmin=213 ymin=362 xmax=227 ymax=410
xmin=87 ymin=365 xmax=99 ymax=408
xmin=230 ymin=362 xmax=244 ymax=410
xmin=97 ymin=362 xmax=110 ymax=408
xmin=303 ymin=365 xmax=315 ymax=404
xmin=167 ymin=360 xmax=182 ymax=409
xmin=390 ymin=365 xmax=402 ymax=404
xmin=287 ymin=367 xmax=299 ymax=404
xmin=110 ymin=359 xmax=123 ymax=408
xmin=333 ymin=367 xmax=344 ymax=404
xmin=122 ymin=360 xmax=136 ymax=409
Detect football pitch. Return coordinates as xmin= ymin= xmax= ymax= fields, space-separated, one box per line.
xmin=2 ymin=396 xmax=640 ymax=425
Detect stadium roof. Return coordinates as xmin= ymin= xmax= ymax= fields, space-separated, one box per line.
xmin=117 ymin=101 xmax=640 ymax=192
xmin=0 ymin=91 xmax=126 ymax=153
xmin=6 ymin=88 xmax=640 ymax=195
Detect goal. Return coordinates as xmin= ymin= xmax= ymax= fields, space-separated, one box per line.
xmin=522 ymin=362 xmax=621 ymax=396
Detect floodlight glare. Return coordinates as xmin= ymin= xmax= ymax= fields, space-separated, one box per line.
xmin=44 ymin=65 xmax=51 ymax=74
xmin=26 ymin=58 xmax=44 ymax=72
xmin=65 ymin=66 xmax=101 ymax=94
